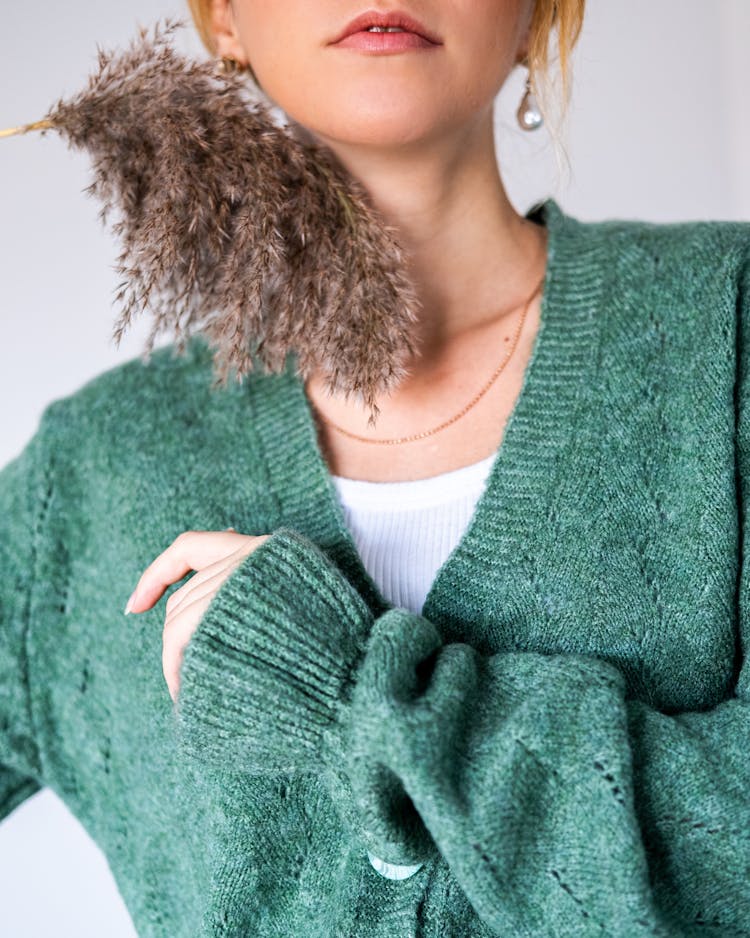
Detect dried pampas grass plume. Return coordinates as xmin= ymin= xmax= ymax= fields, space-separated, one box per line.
xmin=1 ymin=17 xmax=424 ymax=426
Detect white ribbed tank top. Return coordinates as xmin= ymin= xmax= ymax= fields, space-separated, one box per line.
xmin=330 ymin=448 xmax=497 ymax=618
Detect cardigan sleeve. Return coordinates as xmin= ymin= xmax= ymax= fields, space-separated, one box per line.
xmin=175 ymin=523 xmax=750 ymax=935
xmin=174 ymin=238 xmax=750 ymax=936
xmin=0 ymin=409 xmax=55 ymax=820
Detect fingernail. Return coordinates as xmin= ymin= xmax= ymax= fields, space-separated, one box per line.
xmin=124 ymin=588 xmax=138 ymax=615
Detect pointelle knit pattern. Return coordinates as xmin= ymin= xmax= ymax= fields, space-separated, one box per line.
xmin=1 ymin=197 xmax=750 ymax=936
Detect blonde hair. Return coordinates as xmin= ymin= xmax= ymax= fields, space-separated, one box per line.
xmin=187 ymin=0 xmax=585 ymax=172
xmin=526 ymin=0 xmax=586 ymax=183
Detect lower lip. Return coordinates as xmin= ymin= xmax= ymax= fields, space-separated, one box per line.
xmin=333 ymin=30 xmax=439 ymax=52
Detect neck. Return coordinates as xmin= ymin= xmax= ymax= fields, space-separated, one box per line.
xmin=296 ymin=106 xmax=548 ymax=371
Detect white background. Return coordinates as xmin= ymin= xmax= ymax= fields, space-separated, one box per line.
xmin=1 ymin=1 xmax=749 ymax=934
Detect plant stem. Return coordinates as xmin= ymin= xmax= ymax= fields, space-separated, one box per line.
xmin=0 ymin=118 xmax=55 ymax=139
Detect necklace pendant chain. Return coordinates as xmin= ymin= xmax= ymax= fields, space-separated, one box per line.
xmin=310 ymin=270 xmax=546 ymax=445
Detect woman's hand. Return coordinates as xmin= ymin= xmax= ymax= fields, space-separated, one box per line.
xmin=124 ymin=528 xmax=271 ymax=703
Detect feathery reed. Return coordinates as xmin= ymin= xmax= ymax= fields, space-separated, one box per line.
xmin=1 ymin=17 xmax=425 ymax=426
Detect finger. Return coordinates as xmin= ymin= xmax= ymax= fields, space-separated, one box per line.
xmin=164 ymin=566 xmax=231 ymax=638
xmin=162 ymin=586 xmax=218 ymax=703
xmin=164 ymin=551 xmax=245 ymax=621
xmin=162 ymin=543 xmax=269 ymax=702
xmin=128 ymin=530 xmax=256 ymax=614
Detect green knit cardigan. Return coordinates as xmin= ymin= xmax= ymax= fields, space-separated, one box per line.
xmin=2 ymin=198 xmax=750 ymax=937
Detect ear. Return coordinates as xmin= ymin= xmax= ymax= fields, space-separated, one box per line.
xmin=514 ymin=0 xmax=535 ymax=67
xmin=209 ymin=0 xmax=249 ymax=63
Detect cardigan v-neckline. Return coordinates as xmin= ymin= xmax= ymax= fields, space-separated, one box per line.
xmin=251 ymin=196 xmax=608 ymax=628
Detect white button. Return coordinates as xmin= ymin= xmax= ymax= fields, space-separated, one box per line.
xmin=367 ymin=849 xmax=424 ymax=880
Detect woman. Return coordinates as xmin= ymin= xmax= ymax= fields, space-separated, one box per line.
xmin=1 ymin=1 xmax=749 ymax=935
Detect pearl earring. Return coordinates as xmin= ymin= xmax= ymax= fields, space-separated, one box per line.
xmin=516 ymin=67 xmax=543 ymax=131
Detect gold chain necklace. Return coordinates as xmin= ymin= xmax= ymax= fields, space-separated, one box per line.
xmin=308 ymin=270 xmax=546 ymax=445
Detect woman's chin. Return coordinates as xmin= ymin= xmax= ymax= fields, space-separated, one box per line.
xmin=294 ymin=112 xmax=444 ymax=151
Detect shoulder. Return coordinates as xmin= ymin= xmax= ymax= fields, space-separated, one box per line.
xmin=577 ymin=207 xmax=749 ymax=271
xmin=574 ymin=209 xmax=750 ymax=318
xmin=38 ymin=334 xmax=283 ymax=456
xmin=544 ymin=202 xmax=750 ymax=380
xmin=543 ymin=197 xmax=749 ymax=306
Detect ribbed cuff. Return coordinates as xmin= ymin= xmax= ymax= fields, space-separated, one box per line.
xmin=173 ymin=526 xmax=375 ymax=774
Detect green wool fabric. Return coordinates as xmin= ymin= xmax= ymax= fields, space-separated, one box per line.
xmin=2 ymin=198 xmax=750 ymax=936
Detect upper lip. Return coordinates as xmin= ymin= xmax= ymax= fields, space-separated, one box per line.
xmin=330 ymin=9 xmax=442 ymax=44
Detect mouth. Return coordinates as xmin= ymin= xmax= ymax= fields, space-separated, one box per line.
xmin=329 ymin=9 xmax=443 ymax=46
